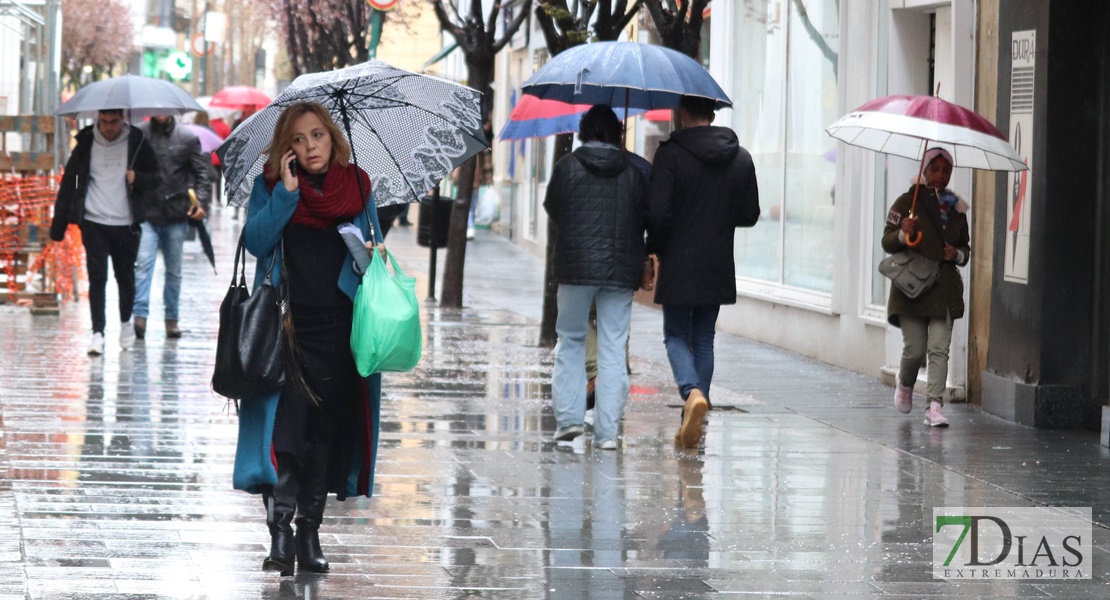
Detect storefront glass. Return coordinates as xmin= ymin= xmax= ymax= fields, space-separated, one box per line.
xmin=732 ymin=0 xmax=839 ymax=294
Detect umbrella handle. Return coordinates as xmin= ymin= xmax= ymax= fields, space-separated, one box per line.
xmin=904 ymin=147 xmax=928 ymax=248
xmin=905 ymin=228 xmax=923 ymax=247
xmin=905 ymin=195 xmax=924 ymax=247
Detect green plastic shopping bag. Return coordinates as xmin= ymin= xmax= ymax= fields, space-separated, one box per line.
xmin=350 ymin=248 xmax=422 ymax=376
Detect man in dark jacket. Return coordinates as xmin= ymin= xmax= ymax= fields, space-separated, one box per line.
xmin=544 ymin=105 xmax=648 ymax=449
xmin=648 ymin=95 xmax=760 ymax=449
xmin=50 ymin=109 xmax=160 ymax=355
xmin=133 ymin=115 xmax=210 ymax=339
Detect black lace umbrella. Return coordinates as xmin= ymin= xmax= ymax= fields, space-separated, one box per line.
xmin=217 ymin=61 xmax=488 ymax=208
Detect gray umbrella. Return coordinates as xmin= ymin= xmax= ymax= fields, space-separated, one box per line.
xmin=57 ymin=75 xmax=203 ymax=119
xmin=216 ymin=61 xmax=488 ymax=208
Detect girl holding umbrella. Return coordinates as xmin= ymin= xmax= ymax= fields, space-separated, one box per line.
xmin=827 ymin=92 xmax=1026 ymax=428
xmin=235 ymin=101 xmax=384 ymax=576
xmin=882 ymin=147 xmax=970 ymax=427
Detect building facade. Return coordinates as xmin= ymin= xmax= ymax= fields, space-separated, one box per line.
xmin=975 ymin=0 xmax=1109 ymax=436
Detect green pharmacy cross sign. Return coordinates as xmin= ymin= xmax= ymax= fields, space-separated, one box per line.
xmin=165 ymin=51 xmax=193 ymax=80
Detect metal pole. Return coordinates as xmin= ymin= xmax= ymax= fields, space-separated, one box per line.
xmin=426 ymin=186 xmax=439 ymax=302
xmin=200 ymin=0 xmax=210 ymax=96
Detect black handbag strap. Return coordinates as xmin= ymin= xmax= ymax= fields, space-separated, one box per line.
xmin=230 ymin=230 xmax=281 ymax=289
xmin=230 ymin=231 xmax=247 ymax=289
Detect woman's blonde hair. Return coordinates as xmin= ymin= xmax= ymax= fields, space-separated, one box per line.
xmin=263 ymin=102 xmax=351 ymax=176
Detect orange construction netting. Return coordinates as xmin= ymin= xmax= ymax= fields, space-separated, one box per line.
xmin=0 ymin=174 xmax=83 ymax=302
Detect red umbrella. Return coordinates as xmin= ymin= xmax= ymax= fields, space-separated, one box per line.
xmin=498 ymin=94 xmax=645 ymax=141
xmin=210 ymin=86 xmax=271 ymax=110
xmin=826 ymin=91 xmax=1026 ymax=246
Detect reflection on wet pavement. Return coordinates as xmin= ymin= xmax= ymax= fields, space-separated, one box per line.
xmin=0 ymin=211 xmax=1106 ymax=598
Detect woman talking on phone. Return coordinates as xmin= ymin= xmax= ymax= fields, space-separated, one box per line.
xmin=234 ymin=101 xmax=384 ymax=576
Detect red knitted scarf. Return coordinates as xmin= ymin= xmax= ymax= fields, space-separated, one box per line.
xmin=265 ymin=162 xmax=370 ymax=229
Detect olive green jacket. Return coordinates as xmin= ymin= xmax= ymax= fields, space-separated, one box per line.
xmin=881 ymin=184 xmax=971 ymax=327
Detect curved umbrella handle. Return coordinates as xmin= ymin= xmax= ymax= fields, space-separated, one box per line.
xmin=905 ymin=229 xmax=923 ymax=247
xmin=905 ymin=150 xmax=927 ymax=249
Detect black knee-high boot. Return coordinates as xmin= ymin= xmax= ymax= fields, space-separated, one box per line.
xmin=263 ymin=459 xmax=298 ymax=575
xmin=295 ymin=443 xmax=331 ymax=572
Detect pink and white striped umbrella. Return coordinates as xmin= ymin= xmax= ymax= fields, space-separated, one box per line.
xmin=826 ymin=95 xmax=1027 ymax=172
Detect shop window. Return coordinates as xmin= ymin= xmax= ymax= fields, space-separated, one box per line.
xmin=732 ymin=0 xmax=839 ymax=294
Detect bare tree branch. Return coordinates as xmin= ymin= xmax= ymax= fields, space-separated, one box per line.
xmin=642 ymin=0 xmax=711 ymax=58
xmin=791 ymin=0 xmax=838 ymax=78
xmin=431 ymin=0 xmax=465 ymax=40
xmin=492 ymin=2 xmax=531 ymax=54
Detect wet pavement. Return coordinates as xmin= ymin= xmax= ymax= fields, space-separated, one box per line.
xmin=0 ymin=205 xmax=1108 ymax=599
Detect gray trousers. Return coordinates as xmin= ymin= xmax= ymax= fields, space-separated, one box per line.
xmin=898 ymin=313 xmax=954 ymax=404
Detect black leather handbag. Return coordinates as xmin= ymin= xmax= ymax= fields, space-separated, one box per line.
xmin=212 ymin=234 xmax=286 ymax=399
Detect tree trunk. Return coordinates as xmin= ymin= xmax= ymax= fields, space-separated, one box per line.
xmin=440 ymin=55 xmax=494 ymax=308
xmin=439 ymin=155 xmax=477 ymax=307
xmin=538 ymin=132 xmax=575 ymax=347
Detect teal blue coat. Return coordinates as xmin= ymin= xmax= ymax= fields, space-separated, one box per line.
xmin=232 ymin=173 xmax=384 ymax=499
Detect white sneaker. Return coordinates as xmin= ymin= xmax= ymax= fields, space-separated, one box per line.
xmin=87 ymin=332 xmax=105 ymax=355
xmin=553 ymin=424 xmax=585 ymax=442
xmin=119 ymin=321 xmax=136 ymax=350
xmin=597 ymin=439 xmax=618 ymax=450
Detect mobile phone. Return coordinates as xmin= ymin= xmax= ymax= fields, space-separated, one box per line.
xmin=289 ymin=158 xmax=298 ymax=176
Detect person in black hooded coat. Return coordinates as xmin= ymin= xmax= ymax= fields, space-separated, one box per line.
xmin=647 ymin=95 xmax=760 ymax=449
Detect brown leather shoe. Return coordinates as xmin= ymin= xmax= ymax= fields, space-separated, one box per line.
xmin=675 ymin=389 xmax=708 ymax=449
xmin=165 ymin=320 xmax=182 ymax=338
xmin=133 ymin=317 xmax=146 ymax=339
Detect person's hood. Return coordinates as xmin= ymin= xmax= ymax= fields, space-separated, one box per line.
xmin=572 ymin=142 xmax=629 ymax=177
xmin=666 ymin=126 xmax=739 ymax=166
xmin=92 ymin=121 xmax=131 ymax=147
xmin=150 ymin=116 xmax=176 ymax=135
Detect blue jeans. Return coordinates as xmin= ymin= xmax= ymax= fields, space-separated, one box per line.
xmin=133 ymin=221 xmax=189 ymax=321
xmin=553 ymin=285 xmax=634 ymax=441
xmin=662 ymin=304 xmax=721 ymax=401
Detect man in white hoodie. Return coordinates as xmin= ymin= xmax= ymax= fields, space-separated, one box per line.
xmin=50 ymin=109 xmax=161 ymax=355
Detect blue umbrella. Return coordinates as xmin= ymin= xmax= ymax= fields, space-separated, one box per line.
xmin=520 ymin=42 xmax=731 ymax=110
xmin=56 ymin=75 xmax=203 ymax=119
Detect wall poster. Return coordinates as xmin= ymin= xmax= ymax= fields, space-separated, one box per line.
xmin=1005 ymin=30 xmax=1035 ymax=284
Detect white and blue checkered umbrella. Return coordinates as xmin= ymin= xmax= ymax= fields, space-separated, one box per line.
xmin=521 ymin=42 xmax=731 ymax=110
xmin=217 ymin=61 xmax=488 ymax=208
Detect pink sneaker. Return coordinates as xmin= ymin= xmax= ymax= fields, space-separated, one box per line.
xmin=893 ymin=380 xmax=913 ymax=414
xmin=923 ymin=401 xmax=949 ymax=427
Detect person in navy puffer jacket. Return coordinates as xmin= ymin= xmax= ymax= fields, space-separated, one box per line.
xmin=544 ymin=105 xmax=649 ymax=450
